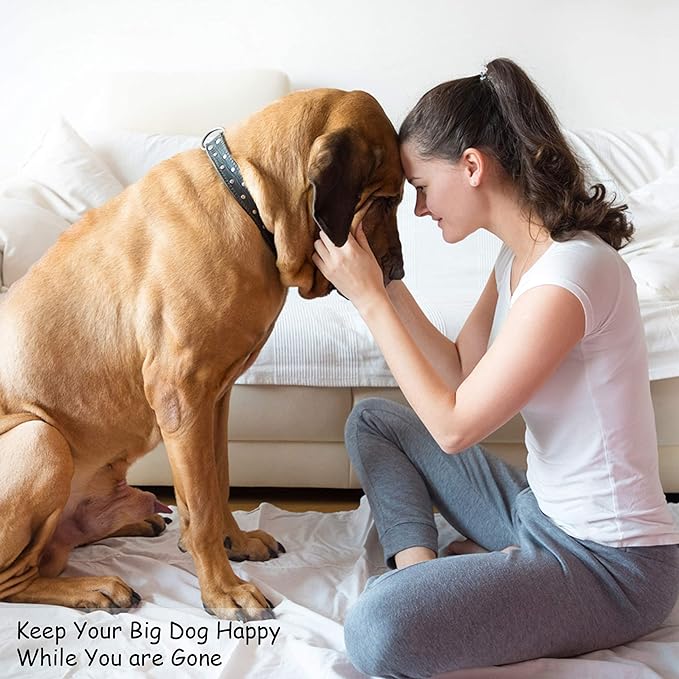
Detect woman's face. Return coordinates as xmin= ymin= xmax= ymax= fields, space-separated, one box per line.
xmin=400 ymin=142 xmax=487 ymax=243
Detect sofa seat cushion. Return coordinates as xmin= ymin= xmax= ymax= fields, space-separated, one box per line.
xmin=230 ymin=385 xmax=352 ymax=442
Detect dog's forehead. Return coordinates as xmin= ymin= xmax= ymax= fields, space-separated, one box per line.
xmin=275 ymin=88 xmax=399 ymax=152
xmin=335 ymin=92 xmax=402 ymax=174
xmin=312 ymin=90 xmax=397 ymax=138
xmin=341 ymin=92 xmax=397 ymax=137
xmin=279 ymin=88 xmax=404 ymax=190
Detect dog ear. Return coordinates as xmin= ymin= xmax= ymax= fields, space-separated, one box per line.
xmin=308 ymin=130 xmax=369 ymax=246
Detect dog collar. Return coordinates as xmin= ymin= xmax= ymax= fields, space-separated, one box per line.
xmin=201 ymin=128 xmax=277 ymax=257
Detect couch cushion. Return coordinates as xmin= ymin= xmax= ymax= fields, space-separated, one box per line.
xmin=230 ymin=385 xmax=352 ymax=442
xmin=129 ymin=441 xmax=352 ymax=488
xmin=125 ymin=378 xmax=679 ymax=489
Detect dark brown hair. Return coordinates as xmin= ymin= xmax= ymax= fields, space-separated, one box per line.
xmin=399 ymin=58 xmax=634 ymax=250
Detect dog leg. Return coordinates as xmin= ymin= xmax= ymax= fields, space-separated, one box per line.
xmin=157 ymin=390 xmax=274 ymax=621
xmin=214 ymin=391 xmax=285 ymax=562
xmin=0 ymin=417 xmax=139 ymax=610
xmin=5 ymin=575 xmax=141 ymax=610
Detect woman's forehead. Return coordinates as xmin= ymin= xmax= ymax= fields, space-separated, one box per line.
xmin=400 ymin=143 xmax=427 ymax=180
xmin=400 ymin=144 xmax=453 ymax=182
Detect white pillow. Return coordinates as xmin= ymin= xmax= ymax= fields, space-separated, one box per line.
xmin=0 ymin=199 xmax=70 ymax=289
xmin=621 ymin=164 xmax=679 ymax=255
xmin=565 ymin=128 xmax=679 ymax=203
xmin=626 ymin=251 xmax=679 ymax=301
xmin=0 ymin=117 xmax=124 ymax=224
xmin=80 ymin=128 xmax=200 ymax=186
xmin=617 ymin=165 xmax=679 ymax=301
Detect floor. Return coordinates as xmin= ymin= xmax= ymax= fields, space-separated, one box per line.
xmin=150 ymin=486 xmax=364 ymax=513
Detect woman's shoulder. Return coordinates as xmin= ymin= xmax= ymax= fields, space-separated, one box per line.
xmin=545 ymin=230 xmax=621 ymax=274
xmin=520 ymin=231 xmax=626 ymax=336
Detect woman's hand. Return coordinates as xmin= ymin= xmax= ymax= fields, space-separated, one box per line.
xmin=312 ymin=223 xmax=387 ymax=315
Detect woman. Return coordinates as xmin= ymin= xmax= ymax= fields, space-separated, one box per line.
xmin=312 ymin=58 xmax=679 ymax=677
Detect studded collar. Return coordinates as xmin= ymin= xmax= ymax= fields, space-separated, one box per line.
xmin=201 ymin=127 xmax=277 ymax=257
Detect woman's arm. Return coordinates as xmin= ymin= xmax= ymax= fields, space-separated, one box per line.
xmin=359 ymin=282 xmax=585 ymax=454
xmin=312 ymin=226 xmax=584 ymax=454
xmin=386 ymin=280 xmax=464 ymax=392
xmin=387 ymin=266 xmax=500 ymax=392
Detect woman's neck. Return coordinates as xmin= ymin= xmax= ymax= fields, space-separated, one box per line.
xmin=486 ymin=190 xmax=552 ymax=263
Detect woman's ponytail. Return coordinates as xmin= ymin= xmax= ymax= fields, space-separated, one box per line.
xmin=400 ymin=58 xmax=634 ymax=250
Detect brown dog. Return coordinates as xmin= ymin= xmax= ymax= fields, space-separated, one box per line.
xmin=0 ymin=88 xmax=404 ymax=621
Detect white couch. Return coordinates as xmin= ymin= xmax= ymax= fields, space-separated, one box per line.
xmin=2 ymin=70 xmax=679 ymax=491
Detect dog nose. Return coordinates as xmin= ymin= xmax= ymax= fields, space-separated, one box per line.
xmin=379 ymin=248 xmax=404 ymax=282
xmin=389 ymin=247 xmax=404 ymax=280
xmin=389 ymin=263 xmax=405 ymax=281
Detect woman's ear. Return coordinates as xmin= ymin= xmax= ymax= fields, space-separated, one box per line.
xmin=462 ymin=147 xmax=484 ymax=187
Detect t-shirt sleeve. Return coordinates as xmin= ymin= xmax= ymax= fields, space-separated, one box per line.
xmin=511 ymin=243 xmax=618 ymax=338
xmin=514 ymin=277 xmax=594 ymax=336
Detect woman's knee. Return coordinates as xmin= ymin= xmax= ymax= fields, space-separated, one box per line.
xmin=345 ymin=398 xmax=394 ymax=455
xmin=344 ymin=588 xmax=407 ymax=678
xmin=344 ymin=397 xmax=414 ymax=441
xmin=346 ymin=397 xmax=389 ymax=431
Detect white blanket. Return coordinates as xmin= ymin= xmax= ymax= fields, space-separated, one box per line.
xmin=2 ymin=499 xmax=679 ymax=678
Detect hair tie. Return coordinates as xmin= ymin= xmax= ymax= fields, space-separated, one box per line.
xmin=479 ymin=66 xmax=488 ymax=82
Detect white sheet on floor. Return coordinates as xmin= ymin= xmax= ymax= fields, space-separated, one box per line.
xmin=2 ymin=499 xmax=679 ymax=679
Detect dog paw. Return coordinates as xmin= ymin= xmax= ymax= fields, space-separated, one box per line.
xmin=74 ymin=576 xmax=142 ymax=612
xmin=201 ymin=581 xmax=275 ymax=621
xmin=109 ymin=514 xmax=169 ymax=538
xmin=223 ymin=530 xmax=285 ymax=562
xmin=144 ymin=513 xmax=170 ymax=536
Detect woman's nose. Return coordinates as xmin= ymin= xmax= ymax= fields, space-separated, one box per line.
xmin=414 ymin=193 xmax=430 ymax=217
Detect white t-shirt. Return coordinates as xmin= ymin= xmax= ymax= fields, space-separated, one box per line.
xmin=489 ymin=230 xmax=679 ymax=547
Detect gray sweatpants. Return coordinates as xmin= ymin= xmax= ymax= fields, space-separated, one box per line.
xmin=343 ymin=398 xmax=679 ymax=678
